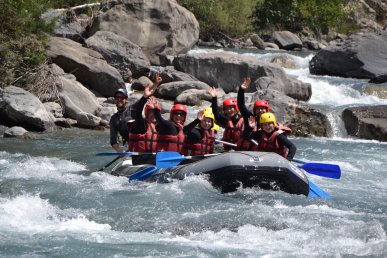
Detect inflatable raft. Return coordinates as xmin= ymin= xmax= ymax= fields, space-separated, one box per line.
xmin=110 ymin=151 xmax=335 ymax=198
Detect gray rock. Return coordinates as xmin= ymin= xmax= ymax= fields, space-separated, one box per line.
xmin=243 ymin=90 xmax=330 ymax=137
xmin=155 ymin=81 xmax=211 ymax=100
xmin=85 ymin=31 xmax=151 ymax=77
xmin=89 ymin=0 xmax=199 ymax=65
xmin=309 ymin=32 xmax=387 ymax=83
xmin=45 ymin=37 xmax=125 ymax=97
xmin=342 ymin=105 xmax=387 ymax=141
xmin=362 ymin=83 xmax=387 ymax=99
xmin=270 ymin=55 xmax=296 ymax=69
xmin=0 ymin=86 xmax=55 ymax=131
xmin=173 ymin=51 xmax=311 ymax=101
xmin=272 ymin=31 xmax=303 ymax=50
xmin=4 ymin=126 xmax=37 ymax=139
xmin=176 ymin=89 xmax=212 ymax=106
xmin=250 ymin=34 xmax=265 ymax=50
xmin=44 ymin=102 xmax=63 ymax=118
xmin=76 ymin=112 xmax=101 ymax=128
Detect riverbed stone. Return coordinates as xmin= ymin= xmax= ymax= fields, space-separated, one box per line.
xmin=342 ymin=105 xmax=387 ymax=141
xmin=89 ymin=0 xmax=199 ymax=65
xmin=0 ymin=86 xmax=55 ymax=131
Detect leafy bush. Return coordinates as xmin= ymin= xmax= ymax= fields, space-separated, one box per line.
xmin=177 ymin=0 xmax=256 ymax=39
xmin=252 ymin=0 xmax=353 ymax=36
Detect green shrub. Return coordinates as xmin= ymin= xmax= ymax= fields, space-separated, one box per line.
xmin=177 ymin=0 xmax=256 ymax=38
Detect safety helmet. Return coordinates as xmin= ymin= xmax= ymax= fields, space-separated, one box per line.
xmin=145 ymin=102 xmax=161 ymax=118
xmin=253 ymin=99 xmax=270 ymax=112
xmin=202 ymin=107 xmax=220 ymax=131
xmin=259 ymin=112 xmax=277 ymax=126
xmin=223 ymin=98 xmax=239 ymax=112
xmin=170 ymin=104 xmax=187 ymax=120
xmin=114 ymin=88 xmax=128 ymax=98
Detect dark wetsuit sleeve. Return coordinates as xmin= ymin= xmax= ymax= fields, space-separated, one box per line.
xmin=237 ymin=87 xmax=255 ymax=131
xmin=130 ymin=97 xmax=148 ymax=134
xmin=153 ymin=109 xmax=178 ymax=135
xmin=186 ymin=127 xmax=202 ymax=143
xmin=184 ymin=118 xmax=200 ymax=134
xmin=237 ymin=87 xmax=254 ymax=120
xmin=277 ymin=134 xmax=297 ymax=161
xmin=109 ymin=113 xmax=119 ymax=146
xmin=211 ymin=97 xmax=227 ymax=127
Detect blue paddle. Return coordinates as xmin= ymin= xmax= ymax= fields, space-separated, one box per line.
xmin=292 ymin=159 xmax=341 ymax=179
xmin=308 ymin=179 xmax=332 ymax=199
xmin=128 ymin=166 xmax=158 ymax=181
xmin=156 ymin=152 xmax=219 ymax=168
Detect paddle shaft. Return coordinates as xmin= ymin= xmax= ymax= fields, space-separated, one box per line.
xmin=98 ymin=156 xmax=120 ymax=171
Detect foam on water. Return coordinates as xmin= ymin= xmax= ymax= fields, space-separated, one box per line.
xmin=0 ymin=194 xmax=111 ymax=233
xmin=0 ymin=151 xmax=86 ymax=182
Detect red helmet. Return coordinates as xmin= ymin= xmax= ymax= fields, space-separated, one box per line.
xmin=223 ymin=98 xmax=239 ymax=112
xmin=145 ymin=103 xmax=161 ymax=118
xmin=253 ymin=99 xmax=270 ymax=112
xmin=170 ymin=104 xmax=187 ymax=120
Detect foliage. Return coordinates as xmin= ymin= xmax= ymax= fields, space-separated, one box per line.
xmin=252 ymin=0 xmax=352 ymax=36
xmin=252 ymin=0 xmax=303 ymax=32
xmin=177 ymin=0 xmax=256 ymax=38
xmin=0 ymin=0 xmax=96 ymax=88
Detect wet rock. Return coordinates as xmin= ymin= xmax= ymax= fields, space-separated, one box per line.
xmin=310 ymin=32 xmax=387 ymax=83
xmin=342 ymin=105 xmax=387 ymax=141
xmin=89 ymin=0 xmax=199 ymax=65
xmin=0 ymin=86 xmax=55 ymax=131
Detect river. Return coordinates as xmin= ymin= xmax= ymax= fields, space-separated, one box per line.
xmin=1 ymin=48 xmax=386 ymax=257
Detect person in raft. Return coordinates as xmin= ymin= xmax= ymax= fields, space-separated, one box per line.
xmin=128 ymin=73 xmax=162 ymax=164
xmin=147 ymin=97 xmax=188 ymax=154
xmin=182 ymin=107 xmax=220 ymax=156
xmin=241 ymin=112 xmax=296 ymax=161
xmin=109 ymin=88 xmax=134 ymax=154
xmin=208 ymin=87 xmax=244 ymax=151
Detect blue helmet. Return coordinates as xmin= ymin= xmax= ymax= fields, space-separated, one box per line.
xmin=114 ymin=88 xmax=128 ymax=97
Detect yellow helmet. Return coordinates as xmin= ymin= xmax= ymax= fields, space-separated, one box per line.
xmin=202 ymin=107 xmax=220 ymax=131
xmin=259 ymin=112 xmax=277 ymax=126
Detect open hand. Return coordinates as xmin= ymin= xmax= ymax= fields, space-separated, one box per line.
xmin=197 ymin=110 xmax=204 ymax=120
xmin=208 ymin=86 xmax=218 ymax=98
xmin=248 ymin=115 xmax=256 ymax=128
xmin=240 ymin=77 xmax=251 ymax=90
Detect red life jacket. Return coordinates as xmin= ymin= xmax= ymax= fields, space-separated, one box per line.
xmin=223 ymin=116 xmax=244 ymax=150
xmin=235 ymin=126 xmax=258 ymax=151
xmin=156 ymin=122 xmax=185 ymax=153
xmin=183 ymin=128 xmax=216 ymax=156
xmin=128 ymin=121 xmax=158 ymax=153
xmin=252 ymin=129 xmax=288 ymax=158
xmin=277 ymin=123 xmax=292 ymax=135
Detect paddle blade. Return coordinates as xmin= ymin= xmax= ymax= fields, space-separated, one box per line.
xmin=308 ymin=180 xmax=332 ymax=199
xmin=156 ymin=152 xmax=185 ymax=168
xmin=298 ymin=163 xmax=341 ymax=179
xmin=128 ymin=166 xmax=158 ymax=181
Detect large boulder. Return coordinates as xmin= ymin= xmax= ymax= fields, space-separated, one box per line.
xmin=173 ymin=51 xmax=311 ymax=101
xmin=244 ymin=90 xmax=330 ymax=137
xmin=45 ymin=37 xmax=125 ymax=97
xmin=0 ymin=86 xmax=55 ymax=131
xmin=155 ymin=81 xmax=211 ymax=100
xmin=272 ymin=31 xmax=303 ymax=50
xmin=85 ymin=31 xmax=151 ymax=78
xmin=342 ymin=105 xmax=387 ymax=141
xmin=309 ymin=32 xmax=387 ymax=83
xmin=89 ymin=0 xmax=199 ymax=65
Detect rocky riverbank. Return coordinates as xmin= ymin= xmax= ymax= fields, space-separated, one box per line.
xmin=1 ymin=0 xmax=386 ymax=142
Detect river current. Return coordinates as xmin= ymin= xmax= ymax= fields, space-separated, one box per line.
xmin=1 ymin=48 xmax=386 ymax=257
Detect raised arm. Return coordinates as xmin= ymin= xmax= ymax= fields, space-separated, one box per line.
xmin=237 ymin=77 xmax=253 ymax=120
xmin=209 ymin=87 xmax=227 ymax=126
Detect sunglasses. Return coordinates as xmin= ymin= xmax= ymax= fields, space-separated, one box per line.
xmin=115 ymin=96 xmax=127 ymax=101
xmin=173 ymin=111 xmax=186 ymax=116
